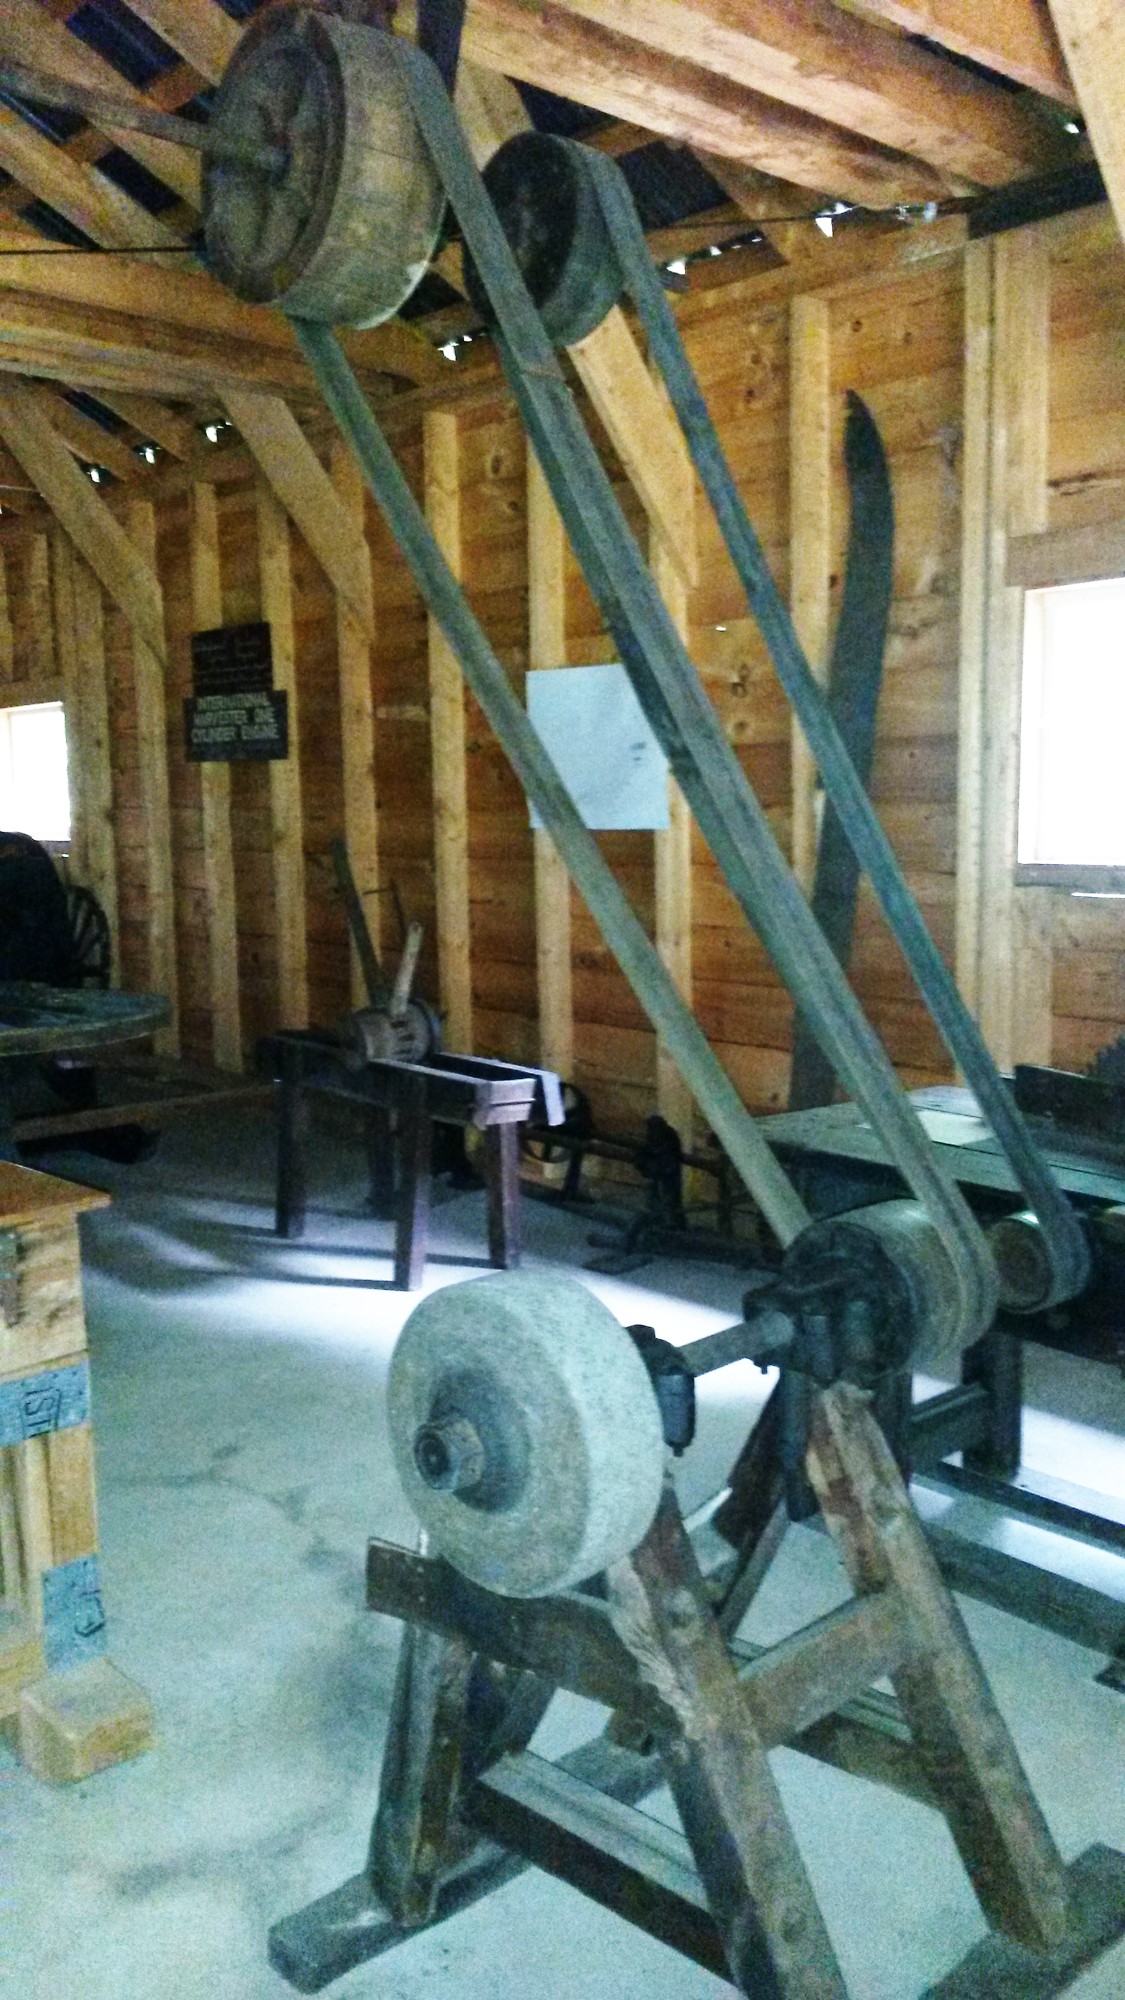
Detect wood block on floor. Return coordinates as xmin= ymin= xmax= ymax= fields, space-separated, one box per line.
xmin=0 ymin=1599 xmax=45 ymax=1720
xmin=18 ymin=1657 xmax=154 ymax=1783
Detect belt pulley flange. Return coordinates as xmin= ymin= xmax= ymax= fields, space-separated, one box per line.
xmin=203 ymin=3 xmax=445 ymax=327
xmin=387 ymin=1271 xmax=666 ymax=1597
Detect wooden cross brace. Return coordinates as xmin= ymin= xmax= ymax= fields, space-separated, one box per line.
xmin=269 ymin=1382 xmax=1125 ymax=1997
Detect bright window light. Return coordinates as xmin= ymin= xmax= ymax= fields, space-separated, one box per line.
xmin=1018 ymin=577 xmax=1125 ymax=870
xmin=0 ymin=701 xmax=71 ymax=844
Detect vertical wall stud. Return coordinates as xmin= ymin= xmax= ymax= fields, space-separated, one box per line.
xmin=527 ymin=447 xmax=573 ymax=1081
xmin=125 ymin=496 xmax=178 ymax=1054
xmin=330 ymin=436 xmax=381 ymax=1008
xmin=423 ymin=409 xmax=472 ymax=1051
xmin=256 ymin=478 xmax=308 ymax=1030
xmin=189 ymin=481 xmax=242 ymax=1068
xmin=788 ymin=295 xmax=832 ymax=896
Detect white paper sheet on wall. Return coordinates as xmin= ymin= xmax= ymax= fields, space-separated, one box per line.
xmin=526 ymin=663 xmax=670 ymax=831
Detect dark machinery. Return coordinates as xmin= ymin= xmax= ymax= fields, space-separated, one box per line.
xmin=77 ymin=11 xmax=1125 ymax=1993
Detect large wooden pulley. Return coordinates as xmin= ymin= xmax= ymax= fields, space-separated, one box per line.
xmin=203 ymin=5 xmax=445 ymax=327
xmin=464 ymin=132 xmax=624 ymax=347
xmin=387 ymin=1271 xmax=666 ymax=1597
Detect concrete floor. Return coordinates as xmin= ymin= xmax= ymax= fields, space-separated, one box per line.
xmin=4 ymin=1104 xmax=1125 ymax=2000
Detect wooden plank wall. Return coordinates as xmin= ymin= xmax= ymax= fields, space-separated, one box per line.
xmin=0 ymin=207 xmax=1121 ymax=1127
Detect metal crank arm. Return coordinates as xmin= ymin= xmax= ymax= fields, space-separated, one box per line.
xmin=377 ymin=36 xmax=1004 ymax=1342
xmin=582 ymin=150 xmax=1087 ymax=1312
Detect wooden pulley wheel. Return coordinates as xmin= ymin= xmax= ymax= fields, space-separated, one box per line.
xmin=464 ymin=132 xmax=623 ymax=347
xmin=203 ymin=5 xmax=445 ymax=328
xmin=387 ymin=1271 xmax=666 ymax=1597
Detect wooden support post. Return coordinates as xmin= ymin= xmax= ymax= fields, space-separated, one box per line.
xmin=652 ymin=534 xmax=694 ymax=1142
xmin=789 ymin=295 xmax=832 ymax=896
xmin=978 ymin=227 xmax=1053 ymax=1069
xmin=424 ymin=410 xmax=472 ymax=1052
xmin=256 ymin=479 xmax=308 ymax=1031
xmin=527 ymin=447 xmax=573 ymax=1081
xmin=26 ymin=532 xmax=55 ymax=685
xmin=125 ymin=497 xmax=178 ymax=1054
xmin=51 ymin=530 xmax=87 ymax=880
xmin=956 ymin=238 xmax=993 ymax=1020
xmin=0 ymin=547 xmax=13 ymax=678
xmin=329 ymin=437 xmax=380 ymax=1011
xmin=189 ymin=481 xmax=242 ymax=1069
xmin=71 ymin=555 xmax=118 ymax=969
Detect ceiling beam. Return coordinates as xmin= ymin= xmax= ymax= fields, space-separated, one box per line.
xmin=0 ymin=2 xmax=200 ymax=208
xmin=842 ymin=1 xmax=1076 ymax=106
xmin=1045 ymin=1 xmax=1125 ymax=244
xmin=555 ymin=0 xmax=1062 ymax=187
xmin=0 ymin=232 xmax=444 ymax=389
xmin=223 ymin=390 xmax=376 ymax=643
xmin=0 ymin=380 xmax=165 ymax=655
xmin=454 ymin=0 xmax=950 ymax=204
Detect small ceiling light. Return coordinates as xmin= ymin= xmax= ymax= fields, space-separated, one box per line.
xmin=1064 ymin=119 xmax=1081 ymax=135
xmin=440 ymin=340 xmax=458 ymax=360
xmin=88 ymin=465 xmax=102 ymax=484
xmin=140 ymin=444 xmax=158 ymax=465
xmin=709 ymin=242 xmax=722 ymax=257
xmin=204 ymin=422 xmax=221 ymax=444
xmin=815 ymin=210 xmax=835 ymax=238
xmin=715 ymin=624 xmax=727 ymax=632
xmin=463 ymin=332 xmax=473 ymax=343
xmin=666 ymin=257 xmax=687 ymax=276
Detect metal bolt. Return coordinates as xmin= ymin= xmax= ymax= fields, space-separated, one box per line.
xmin=413 ymin=1414 xmax=487 ymax=1494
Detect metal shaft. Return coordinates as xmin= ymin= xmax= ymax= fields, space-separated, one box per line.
xmin=0 ymin=62 xmax=285 ymax=177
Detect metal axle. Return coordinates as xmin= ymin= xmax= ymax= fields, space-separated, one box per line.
xmin=0 ymin=61 xmax=286 ymax=179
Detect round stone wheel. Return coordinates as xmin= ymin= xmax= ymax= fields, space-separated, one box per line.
xmin=464 ymin=132 xmax=623 ymax=347
xmin=387 ymin=1271 xmax=666 ymax=1597
xmin=203 ymin=5 xmax=445 ymax=328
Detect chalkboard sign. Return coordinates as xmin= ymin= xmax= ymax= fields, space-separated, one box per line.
xmin=184 ymin=689 xmax=288 ymax=762
xmin=185 ymin=620 xmax=287 ymax=762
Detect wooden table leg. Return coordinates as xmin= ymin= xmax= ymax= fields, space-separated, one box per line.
xmin=395 ymin=1081 xmax=433 ymax=1290
xmin=276 ymin=1056 xmax=309 ymax=1240
xmin=366 ymin=1106 xmax=396 ymax=1219
xmin=484 ymin=1122 xmax=521 ymax=1270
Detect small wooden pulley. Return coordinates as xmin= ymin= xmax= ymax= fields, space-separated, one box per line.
xmin=464 ymin=132 xmax=624 ymax=346
xmin=387 ymin=1271 xmax=666 ymax=1597
xmin=203 ymin=5 xmax=445 ymax=327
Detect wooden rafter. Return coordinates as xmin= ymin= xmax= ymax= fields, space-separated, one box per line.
xmin=554 ymin=0 xmax=1062 ymax=187
xmin=122 ymin=0 xmax=241 ymax=89
xmin=0 ymin=2 xmax=200 ymax=209
xmin=447 ymin=0 xmax=951 ymax=204
xmin=0 ymin=106 xmax=182 ymax=253
xmin=29 ymin=384 xmax=142 ymax=482
xmin=1046 ymin=0 xmax=1125 ymax=247
xmin=845 ymin=0 xmax=1076 ymax=106
xmin=223 ymin=389 xmax=377 ymax=644
xmin=93 ymin=391 xmax=200 ymax=462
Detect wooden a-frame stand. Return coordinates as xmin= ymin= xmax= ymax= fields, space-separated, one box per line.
xmin=270 ymin=1383 xmax=1125 ymax=1996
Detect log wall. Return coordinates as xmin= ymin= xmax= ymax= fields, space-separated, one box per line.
xmin=0 ymin=204 xmax=1122 ymax=1133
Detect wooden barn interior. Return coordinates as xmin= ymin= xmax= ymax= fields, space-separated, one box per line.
xmin=3 ymin=4 xmax=1125 ymax=1997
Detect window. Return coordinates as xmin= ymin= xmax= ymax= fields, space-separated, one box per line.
xmin=0 ymin=702 xmax=71 ymax=846
xmin=1017 ymin=576 xmax=1125 ymax=888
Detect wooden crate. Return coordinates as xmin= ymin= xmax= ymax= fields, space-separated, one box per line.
xmin=0 ymin=1162 xmax=154 ymax=1780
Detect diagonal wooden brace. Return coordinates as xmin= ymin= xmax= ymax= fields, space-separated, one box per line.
xmin=805 ymin=1380 xmax=1070 ymax=1955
